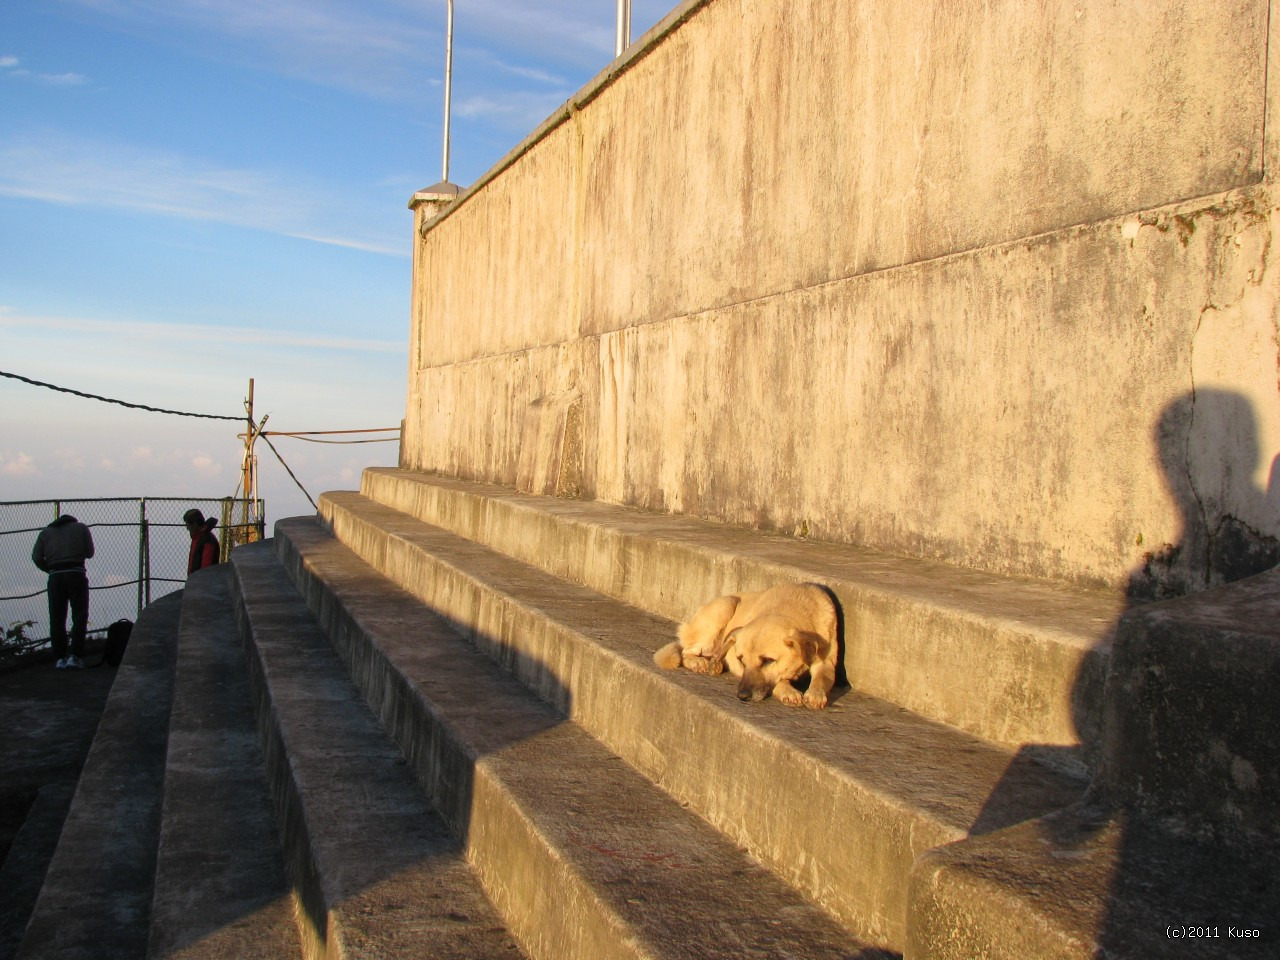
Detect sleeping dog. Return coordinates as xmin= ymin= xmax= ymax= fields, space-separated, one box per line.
xmin=654 ymin=583 xmax=840 ymax=709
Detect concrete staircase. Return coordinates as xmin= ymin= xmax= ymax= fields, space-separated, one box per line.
xmin=9 ymin=467 xmax=1277 ymax=959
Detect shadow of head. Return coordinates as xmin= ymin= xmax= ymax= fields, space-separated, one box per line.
xmin=1131 ymin=388 xmax=1280 ymax=600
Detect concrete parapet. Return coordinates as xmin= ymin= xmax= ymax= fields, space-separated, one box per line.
xmin=1100 ymin=566 xmax=1280 ymax=838
xmin=908 ymin=803 xmax=1280 ymax=959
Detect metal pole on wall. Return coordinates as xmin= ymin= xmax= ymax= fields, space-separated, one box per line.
xmin=615 ymin=0 xmax=632 ymax=57
xmin=442 ymin=0 xmax=455 ymax=183
xmin=242 ymin=378 xmax=254 ymax=542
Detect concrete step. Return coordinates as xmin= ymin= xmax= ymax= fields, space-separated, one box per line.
xmin=0 ymin=782 xmax=75 ymax=960
xmin=147 ymin=565 xmax=298 ymax=960
xmin=281 ymin=506 xmax=1085 ymax=950
xmin=227 ymin=542 xmax=529 ymax=960
xmin=257 ymin=527 xmax=886 ymax=960
xmin=16 ymin=591 xmax=182 ymax=960
xmin=354 ymin=468 xmax=1124 ymax=767
xmin=910 ymin=802 xmax=1280 ymax=960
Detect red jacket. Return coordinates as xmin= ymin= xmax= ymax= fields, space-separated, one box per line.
xmin=187 ymin=521 xmax=220 ymax=574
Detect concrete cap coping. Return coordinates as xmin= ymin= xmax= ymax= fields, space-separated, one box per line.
xmin=408 ymin=181 xmax=462 ymax=210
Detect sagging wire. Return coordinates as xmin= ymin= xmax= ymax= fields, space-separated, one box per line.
xmin=262 ymin=427 xmax=400 ymax=445
xmin=259 ymin=433 xmax=318 ymax=511
xmin=2 ymin=366 xmax=401 ymax=517
xmin=0 ymin=578 xmax=185 ymax=603
xmin=0 ymin=369 xmax=247 ymax=423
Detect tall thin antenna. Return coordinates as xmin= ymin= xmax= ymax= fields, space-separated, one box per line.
xmin=442 ymin=0 xmax=455 ymax=183
xmin=615 ymin=0 xmax=632 ymax=57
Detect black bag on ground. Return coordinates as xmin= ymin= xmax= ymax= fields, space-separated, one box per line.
xmin=97 ymin=618 xmax=133 ymax=667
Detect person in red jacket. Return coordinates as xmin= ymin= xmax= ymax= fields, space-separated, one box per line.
xmin=183 ymin=508 xmax=221 ymax=575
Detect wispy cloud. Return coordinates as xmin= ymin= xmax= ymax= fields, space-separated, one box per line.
xmin=0 ymin=452 xmax=38 ymax=477
xmin=0 ymin=131 xmax=406 ymax=256
xmin=0 ymin=54 xmax=89 ymax=87
xmin=50 ymin=0 xmax=670 ymax=100
xmin=0 ymin=306 xmax=404 ymax=354
xmin=456 ymin=90 xmax=574 ymax=130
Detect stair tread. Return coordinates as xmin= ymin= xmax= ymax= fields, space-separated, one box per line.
xmin=147 ymin=565 xmax=297 ymax=960
xmin=267 ymin=526 xmax=884 ymax=959
xmin=356 ymin=470 xmax=1118 ymax=755
xmin=16 ymin=592 xmax=181 ymax=960
xmin=308 ymin=497 xmax=1086 ymax=829
xmin=231 ymin=544 xmax=528 ymax=960
xmin=364 ymin=468 xmax=1123 ymax=644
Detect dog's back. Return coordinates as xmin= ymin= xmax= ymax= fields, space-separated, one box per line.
xmin=737 ymin=583 xmax=837 ymax=645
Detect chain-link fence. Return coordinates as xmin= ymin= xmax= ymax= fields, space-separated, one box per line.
xmin=1 ymin=497 xmax=264 ymax=658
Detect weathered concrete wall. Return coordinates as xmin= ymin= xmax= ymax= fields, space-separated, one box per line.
xmin=405 ymin=0 xmax=1280 ymax=596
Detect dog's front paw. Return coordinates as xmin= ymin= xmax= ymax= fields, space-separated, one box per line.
xmin=685 ymin=656 xmax=713 ymax=675
xmin=775 ymin=683 xmax=804 ymax=707
xmin=802 ymin=689 xmax=829 ymax=710
xmin=705 ymin=657 xmax=725 ymax=676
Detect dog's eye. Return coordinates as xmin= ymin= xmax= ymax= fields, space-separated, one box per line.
xmin=759 ymin=657 xmax=775 ymax=666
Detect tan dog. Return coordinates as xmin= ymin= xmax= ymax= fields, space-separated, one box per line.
xmin=654 ymin=583 xmax=840 ymax=709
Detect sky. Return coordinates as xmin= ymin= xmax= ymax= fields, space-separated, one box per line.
xmin=0 ymin=0 xmax=674 ymax=528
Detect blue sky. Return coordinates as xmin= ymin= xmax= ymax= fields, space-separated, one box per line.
xmin=0 ymin=0 xmax=673 ymax=524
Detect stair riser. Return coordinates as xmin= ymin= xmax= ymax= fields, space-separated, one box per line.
xmin=273 ymin=533 xmax=677 ymax=960
xmin=311 ymin=498 xmax=964 ymax=946
xmin=230 ymin=591 xmax=359 ymax=960
xmin=358 ymin=469 xmax=1104 ymax=756
xmin=148 ymin=567 xmax=299 ymax=960
xmin=231 ymin=547 xmax=535 ymax=960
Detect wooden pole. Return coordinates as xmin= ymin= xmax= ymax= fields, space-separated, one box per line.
xmin=242 ymin=379 xmax=254 ymax=541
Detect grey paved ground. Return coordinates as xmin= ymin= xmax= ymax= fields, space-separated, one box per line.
xmin=0 ymin=650 xmax=115 ymax=960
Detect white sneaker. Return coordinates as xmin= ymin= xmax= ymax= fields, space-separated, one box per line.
xmin=55 ymin=658 xmax=67 ymax=669
xmin=65 ymin=655 xmax=84 ymax=669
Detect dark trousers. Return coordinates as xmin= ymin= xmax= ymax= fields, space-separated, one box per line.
xmin=48 ymin=571 xmax=89 ymax=659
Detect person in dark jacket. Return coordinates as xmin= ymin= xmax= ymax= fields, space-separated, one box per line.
xmin=183 ymin=508 xmax=220 ymax=575
xmin=31 ymin=514 xmax=95 ymax=670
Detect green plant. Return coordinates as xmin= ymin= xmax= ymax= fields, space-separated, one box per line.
xmin=3 ymin=619 xmax=37 ymax=650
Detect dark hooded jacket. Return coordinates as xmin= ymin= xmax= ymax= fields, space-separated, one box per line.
xmin=32 ymin=515 xmax=95 ymax=574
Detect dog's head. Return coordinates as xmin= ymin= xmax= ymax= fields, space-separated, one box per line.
xmin=723 ymin=615 xmax=821 ymax=703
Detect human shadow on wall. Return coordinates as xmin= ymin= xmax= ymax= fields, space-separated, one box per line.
xmin=964 ymin=389 xmax=1280 ymax=958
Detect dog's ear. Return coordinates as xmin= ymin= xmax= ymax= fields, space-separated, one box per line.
xmin=709 ymin=627 xmax=741 ymax=665
xmin=784 ymin=629 xmax=820 ymax=663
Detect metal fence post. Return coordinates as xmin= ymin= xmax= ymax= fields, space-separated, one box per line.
xmin=220 ymin=498 xmax=232 ymax=563
xmin=144 ymin=513 xmax=153 ymax=607
xmin=137 ymin=499 xmax=146 ymax=617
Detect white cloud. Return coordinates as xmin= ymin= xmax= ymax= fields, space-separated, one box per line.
xmin=456 ymin=91 xmax=573 ymax=130
xmin=22 ymin=70 xmax=89 ymax=87
xmin=0 ymin=306 xmax=404 ymax=354
xmin=51 ymin=448 xmax=87 ymax=473
xmin=52 ymin=0 xmax=675 ymax=99
xmin=0 ymin=452 xmax=38 ymax=477
xmin=0 ymin=132 xmax=406 ymax=257
xmin=191 ymin=454 xmax=223 ymax=478
xmin=1 ymin=54 xmax=89 ymax=86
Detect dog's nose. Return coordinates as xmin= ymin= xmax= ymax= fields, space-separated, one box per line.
xmin=737 ymin=688 xmax=752 ymax=701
